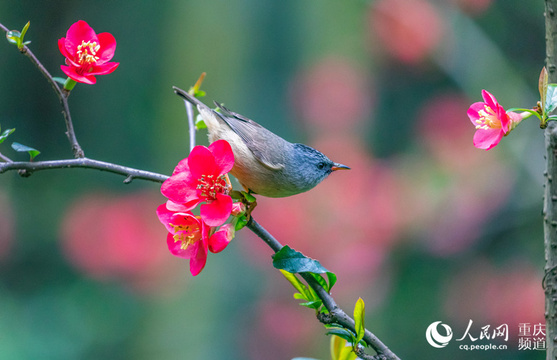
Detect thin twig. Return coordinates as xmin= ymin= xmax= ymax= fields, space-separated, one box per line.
xmin=185 ymin=101 xmax=196 ymax=152
xmin=0 ymin=158 xmax=169 ymax=183
xmin=0 ymin=152 xmax=12 ymax=162
xmin=1 ymin=21 xmax=84 ymax=158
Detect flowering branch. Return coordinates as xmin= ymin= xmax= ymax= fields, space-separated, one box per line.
xmin=0 ymin=21 xmax=83 ymax=158
xmin=1 ymin=19 xmax=399 ymax=360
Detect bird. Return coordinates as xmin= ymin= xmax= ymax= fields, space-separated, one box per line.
xmin=173 ymin=86 xmax=350 ymax=198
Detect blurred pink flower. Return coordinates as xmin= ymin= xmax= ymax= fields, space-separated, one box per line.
xmin=290 ymin=57 xmax=373 ymax=133
xmin=468 ymin=90 xmax=521 ymax=150
xmin=61 ymin=191 xmax=179 ymax=293
xmin=444 ymin=260 xmax=544 ymax=338
xmin=161 ymin=140 xmax=234 ymax=227
xmin=369 ymin=0 xmax=444 ymax=64
xmin=0 ymin=191 xmax=14 ymax=261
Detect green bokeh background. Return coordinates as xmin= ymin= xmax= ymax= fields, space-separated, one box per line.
xmin=0 ymin=1 xmax=548 ymax=359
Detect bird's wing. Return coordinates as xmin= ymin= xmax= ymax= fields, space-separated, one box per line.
xmin=214 ymin=102 xmax=286 ymax=170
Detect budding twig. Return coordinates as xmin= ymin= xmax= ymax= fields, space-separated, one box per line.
xmin=246 ymin=218 xmax=400 ymax=360
xmin=0 ymin=21 xmax=84 ymax=158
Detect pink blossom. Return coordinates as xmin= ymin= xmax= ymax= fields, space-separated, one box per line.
xmin=156 ymin=203 xmax=236 ymax=276
xmin=161 ymin=140 xmax=234 ymax=226
xmin=468 ymin=90 xmax=520 ymax=150
xmin=58 ymin=20 xmax=119 ymax=84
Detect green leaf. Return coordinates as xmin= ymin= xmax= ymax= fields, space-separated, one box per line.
xmin=0 ymin=128 xmax=15 ymax=144
xmin=11 ymin=142 xmax=40 ymax=160
xmin=242 ymin=191 xmax=257 ymax=203
xmin=195 ymin=114 xmax=207 ymax=130
xmin=20 ymin=21 xmax=30 ymax=43
xmin=353 ymin=298 xmax=366 ymax=345
xmin=280 ymin=269 xmax=310 ymax=299
xmin=326 ymin=272 xmax=337 ymax=292
xmin=326 ymin=328 xmax=357 ymax=344
xmin=272 ymin=245 xmax=330 ymax=274
xmin=52 ymin=77 xmax=67 ymax=85
xmin=540 ymin=67 xmax=549 ymax=114
xmin=234 ymin=214 xmax=248 ymax=231
xmin=546 ymin=84 xmax=557 ymax=114
xmin=330 ymin=334 xmax=358 ymax=360
xmin=300 ymin=300 xmax=323 ymax=309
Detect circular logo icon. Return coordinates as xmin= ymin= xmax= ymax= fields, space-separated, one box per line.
xmin=426 ymin=321 xmax=453 ymax=348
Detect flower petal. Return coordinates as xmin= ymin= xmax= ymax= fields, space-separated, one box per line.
xmin=95 ymin=32 xmax=117 ymax=64
xmin=61 ymin=65 xmax=96 ymax=84
xmin=173 ymin=158 xmax=189 ymax=175
xmin=199 ymin=193 xmax=233 ymax=227
xmin=165 ymin=200 xmax=196 ymax=212
xmin=65 ymin=20 xmax=98 ymax=55
xmin=166 ymin=232 xmax=197 ymax=259
xmin=161 ymin=171 xmax=199 ymax=204
xmin=88 ymin=62 xmax=120 ymax=76
xmin=481 ymin=89 xmax=498 ymax=110
xmin=58 ymin=38 xmax=79 ymax=66
xmin=188 ymin=145 xmax=219 ymax=178
xmin=189 ymin=242 xmax=208 ymax=276
xmin=208 ymin=224 xmax=234 ymax=253
xmin=467 ymin=102 xmax=484 ymax=123
xmin=209 ymin=140 xmax=235 ymax=175
xmin=473 ymin=128 xmax=503 ymax=150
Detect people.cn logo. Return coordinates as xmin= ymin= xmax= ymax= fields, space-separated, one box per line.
xmin=426 ymin=321 xmax=453 ymax=348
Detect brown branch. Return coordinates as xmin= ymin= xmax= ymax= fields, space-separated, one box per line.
xmin=0 ymin=158 xmax=168 ymax=183
xmin=545 ymin=1 xmax=557 ymax=359
xmin=1 ymin=21 xmax=84 ymax=158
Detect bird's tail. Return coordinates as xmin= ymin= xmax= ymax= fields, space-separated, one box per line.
xmin=172 ymin=86 xmax=209 ymax=111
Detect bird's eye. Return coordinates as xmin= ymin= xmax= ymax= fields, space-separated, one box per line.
xmin=317 ymin=162 xmax=326 ymax=170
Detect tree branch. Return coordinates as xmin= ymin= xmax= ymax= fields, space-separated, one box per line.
xmin=246 ymin=218 xmax=400 ymax=360
xmin=545 ymin=1 xmax=557 ymax=358
xmin=0 ymin=158 xmax=168 ymax=183
xmin=1 ymin=21 xmax=84 ymax=158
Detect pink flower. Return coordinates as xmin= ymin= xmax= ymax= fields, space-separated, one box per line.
xmin=209 ymin=223 xmax=235 ymax=253
xmin=156 ymin=204 xmax=235 ymax=276
xmin=161 ymin=140 xmax=234 ymax=227
xmin=468 ymin=90 xmax=520 ymax=150
xmin=58 ymin=20 xmax=119 ymax=84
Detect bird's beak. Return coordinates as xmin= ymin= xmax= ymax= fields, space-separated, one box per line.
xmin=331 ymin=163 xmax=351 ymax=171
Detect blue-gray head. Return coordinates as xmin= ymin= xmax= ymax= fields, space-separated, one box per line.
xmin=289 ymin=143 xmax=350 ymax=192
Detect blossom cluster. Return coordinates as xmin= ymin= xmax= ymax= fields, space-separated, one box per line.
xmin=157 ymin=140 xmax=245 ymax=276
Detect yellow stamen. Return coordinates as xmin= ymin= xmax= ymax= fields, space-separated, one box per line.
xmin=76 ymin=40 xmax=100 ymax=65
xmin=475 ymin=105 xmax=501 ymax=130
xmin=169 ymin=222 xmax=199 ymax=250
xmin=196 ymin=174 xmax=229 ymax=199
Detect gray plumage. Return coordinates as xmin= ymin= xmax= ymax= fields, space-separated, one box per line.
xmin=173 ymin=86 xmax=349 ymax=198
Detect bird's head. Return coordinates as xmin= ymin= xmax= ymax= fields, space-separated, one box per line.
xmin=290 ymin=143 xmax=350 ymax=192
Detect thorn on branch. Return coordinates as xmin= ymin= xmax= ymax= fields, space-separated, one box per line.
xmin=123 ymin=175 xmax=133 ymax=184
